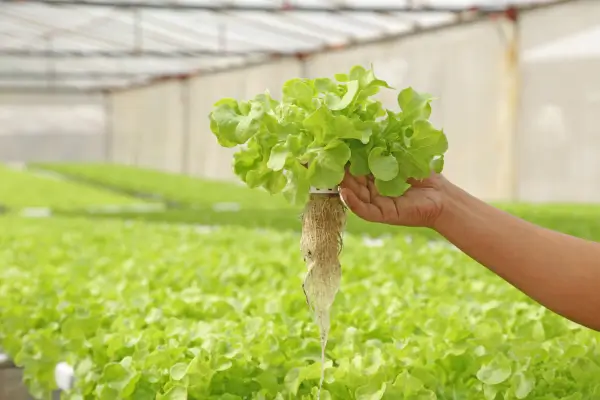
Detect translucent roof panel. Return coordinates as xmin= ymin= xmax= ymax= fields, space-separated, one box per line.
xmin=0 ymin=0 xmax=561 ymax=92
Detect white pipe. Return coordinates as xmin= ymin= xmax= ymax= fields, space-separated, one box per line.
xmin=54 ymin=362 xmax=75 ymax=391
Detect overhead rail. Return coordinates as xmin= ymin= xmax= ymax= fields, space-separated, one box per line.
xmin=0 ymin=0 xmax=498 ymax=13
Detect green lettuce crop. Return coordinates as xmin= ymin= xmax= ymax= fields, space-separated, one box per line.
xmin=209 ymin=65 xmax=448 ymax=205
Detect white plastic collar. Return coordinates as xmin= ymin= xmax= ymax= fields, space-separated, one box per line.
xmin=55 ymin=362 xmax=75 ymax=391
xmin=309 ymin=186 xmax=338 ymax=194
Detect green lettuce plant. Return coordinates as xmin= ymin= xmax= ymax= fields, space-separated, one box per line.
xmin=209 ymin=65 xmax=448 ymax=205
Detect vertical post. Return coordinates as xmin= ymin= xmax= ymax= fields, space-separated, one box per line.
xmin=133 ymin=89 xmax=141 ymax=167
xmin=507 ymin=8 xmax=521 ymax=202
xmin=180 ymin=79 xmax=191 ymax=175
xmin=301 ymin=56 xmax=308 ymax=78
xmin=130 ymin=6 xmax=143 ymax=167
xmin=296 ymin=52 xmax=309 ymax=78
xmin=218 ymin=22 xmax=226 ymax=52
xmin=134 ymin=8 xmax=143 ymax=54
xmin=494 ymin=8 xmax=520 ymax=202
xmin=103 ymin=89 xmax=113 ymax=162
xmin=45 ymin=36 xmax=56 ymax=89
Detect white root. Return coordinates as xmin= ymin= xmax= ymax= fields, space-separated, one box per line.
xmin=300 ymin=193 xmax=346 ymax=400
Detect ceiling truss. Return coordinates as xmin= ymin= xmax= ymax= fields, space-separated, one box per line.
xmin=0 ymin=0 xmax=571 ymax=92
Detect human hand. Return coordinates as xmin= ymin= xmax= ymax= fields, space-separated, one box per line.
xmin=338 ymin=169 xmax=447 ymax=229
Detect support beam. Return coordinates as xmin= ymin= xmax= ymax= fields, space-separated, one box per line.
xmin=493 ymin=11 xmax=521 ymax=201
xmin=180 ymin=79 xmax=191 ymax=175
xmin=0 ymin=0 xmax=485 ymax=13
xmin=103 ymin=90 xmax=113 ymax=162
xmin=0 ymin=71 xmax=150 ymax=79
xmin=0 ymin=85 xmax=106 ymax=93
xmin=133 ymin=8 xmax=143 ymax=53
xmin=0 ymin=49 xmax=267 ymax=58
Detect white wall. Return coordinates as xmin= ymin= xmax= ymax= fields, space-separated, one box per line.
xmin=109 ymin=88 xmax=141 ymax=166
xmin=109 ymin=80 xmax=186 ymax=173
xmin=515 ymin=0 xmax=600 ymax=203
xmin=0 ymin=90 xmax=106 ymax=162
xmin=520 ymin=0 xmax=600 ymax=51
xmin=516 ymin=59 xmax=600 ymax=202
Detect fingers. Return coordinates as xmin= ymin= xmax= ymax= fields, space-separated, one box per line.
xmin=362 ymin=178 xmax=398 ymax=224
xmin=340 ymin=169 xmax=371 ymax=203
xmin=366 ymin=177 xmax=376 ymax=195
xmin=340 ymin=188 xmax=382 ymax=222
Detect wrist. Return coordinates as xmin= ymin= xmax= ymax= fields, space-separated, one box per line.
xmin=431 ymin=177 xmax=469 ymax=233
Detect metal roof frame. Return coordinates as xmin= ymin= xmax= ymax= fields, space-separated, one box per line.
xmin=0 ymin=0 xmax=573 ymax=93
xmin=0 ymin=0 xmax=527 ymax=12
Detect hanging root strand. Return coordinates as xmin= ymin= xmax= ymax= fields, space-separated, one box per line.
xmin=300 ymin=193 xmax=347 ymax=400
xmin=300 ymin=194 xmax=346 ymax=311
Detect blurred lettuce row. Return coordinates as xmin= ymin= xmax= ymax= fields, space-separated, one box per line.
xmin=28 ymin=162 xmax=294 ymax=211
xmin=1 ymin=218 xmax=599 ymax=399
xmin=0 ymin=164 xmax=142 ymax=211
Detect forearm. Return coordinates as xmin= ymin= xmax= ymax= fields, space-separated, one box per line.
xmin=433 ymin=180 xmax=600 ymax=331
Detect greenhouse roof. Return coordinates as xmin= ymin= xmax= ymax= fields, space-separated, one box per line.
xmin=0 ymin=0 xmax=570 ymax=92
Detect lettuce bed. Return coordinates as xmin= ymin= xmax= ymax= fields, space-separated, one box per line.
xmin=1 ymin=217 xmax=599 ymax=399
xmin=29 ymin=163 xmax=292 ymax=210
xmin=0 ymin=165 xmax=141 ymax=210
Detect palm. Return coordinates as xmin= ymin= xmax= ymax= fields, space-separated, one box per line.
xmin=339 ymin=170 xmax=443 ymax=228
